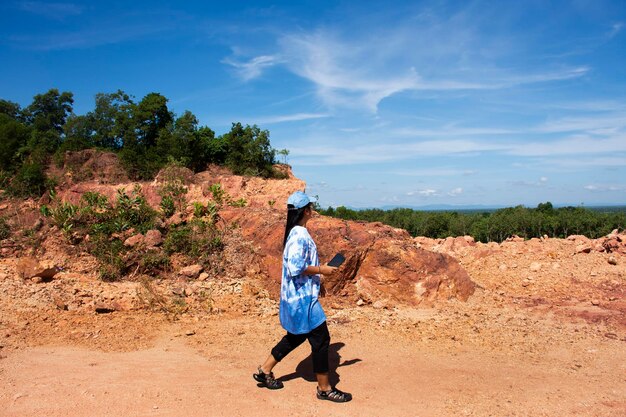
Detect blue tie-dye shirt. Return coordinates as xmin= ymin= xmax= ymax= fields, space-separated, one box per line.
xmin=279 ymin=225 xmax=326 ymax=334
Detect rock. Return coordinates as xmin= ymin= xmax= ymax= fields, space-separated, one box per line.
xmin=185 ymin=329 xmax=196 ymax=336
xmin=221 ymin=206 xmax=476 ymax=306
xmin=95 ymin=305 xmax=117 ymax=314
xmin=607 ymin=229 xmax=620 ymax=239
xmin=144 ymin=230 xmax=163 ymax=247
xmin=602 ymin=238 xmax=620 ymax=253
xmin=166 ymin=212 xmax=184 ymax=226
xmin=608 ymin=256 xmax=618 ymax=265
xmin=179 ymin=264 xmax=203 ymax=279
xmin=529 ymin=262 xmax=541 ymax=272
xmin=16 ymin=258 xmax=59 ymax=281
xmin=32 ymin=218 xmax=44 ymax=231
xmin=498 ymin=264 xmax=507 ymax=271
xmin=575 ymin=244 xmax=592 ymax=254
xmin=124 ymin=234 xmax=144 ymax=247
xmin=171 ymin=286 xmax=186 ymax=297
xmin=356 ymin=299 xmax=365 ymax=306
xmin=591 ymin=300 xmax=600 ymax=306
xmin=372 ymin=300 xmax=387 ymax=309
xmin=198 ymin=272 xmax=210 ymax=281
xmin=506 ymin=235 xmax=524 ymax=242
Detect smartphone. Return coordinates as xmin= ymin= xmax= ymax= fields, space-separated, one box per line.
xmin=327 ymin=253 xmax=345 ymax=267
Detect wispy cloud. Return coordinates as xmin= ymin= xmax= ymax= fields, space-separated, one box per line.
xmin=262 ymin=16 xmax=589 ymax=113
xmin=221 ymin=55 xmax=280 ymax=81
xmin=248 ymin=112 xmax=329 ymax=124
xmin=278 ymin=30 xmax=419 ymax=112
xmin=511 ymin=177 xmax=549 ymax=188
xmin=9 ymin=24 xmax=165 ymax=50
xmin=407 ymin=189 xmax=439 ymax=197
xmin=17 ymin=1 xmax=83 ymax=19
xmin=608 ymin=22 xmax=624 ymax=38
xmin=584 ymin=184 xmax=626 ymax=192
xmin=393 ymin=168 xmax=476 ymax=177
xmin=448 ymin=187 xmax=463 ymax=196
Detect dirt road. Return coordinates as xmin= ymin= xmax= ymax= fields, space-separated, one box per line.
xmin=1 ymin=310 xmax=625 ymax=417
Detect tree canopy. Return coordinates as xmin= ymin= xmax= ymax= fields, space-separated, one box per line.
xmin=319 ymin=203 xmax=625 ymax=243
xmin=0 ymin=88 xmax=286 ymax=196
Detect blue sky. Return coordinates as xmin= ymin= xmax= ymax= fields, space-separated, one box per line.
xmin=1 ymin=0 xmax=625 ymax=208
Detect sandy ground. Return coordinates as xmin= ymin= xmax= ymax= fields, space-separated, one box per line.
xmin=1 ymin=226 xmax=626 ymax=416
xmin=1 ymin=304 xmax=625 ymax=417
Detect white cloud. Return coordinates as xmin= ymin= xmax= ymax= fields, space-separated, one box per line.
xmin=250 ymin=113 xmax=329 ymax=124
xmin=448 ymin=187 xmax=463 ymax=196
xmin=406 ymin=189 xmax=439 ymax=197
xmin=221 ymin=55 xmax=279 ymax=81
xmin=584 ymin=184 xmax=625 ymax=192
xmin=608 ymin=22 xmax=624 ymax=38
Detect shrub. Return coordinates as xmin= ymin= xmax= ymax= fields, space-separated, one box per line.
xmin=158 ymin=177 xmax=188 ymax=215
xmin=8 ymin=161 xmax=48 ymax=197
xmin=160 ymin=195 xmax=176 ymax=218
xmin=209 ymin=183 xmax=232 ymax=208
xmin=0 ymin=217 xmax=10 ymax=240
xmin=163 ymin=220 xmax=224 ymax=263
xmin=163 ymin=226 xmax=193 ymax=255
xmin=139 ymin=252 xmax=171 ymax=276
xmin=114 ymin=185 xmax=157 ymax=233
xmin=192 ymin=201 xmax=206 ymax=218
xmin=230 ymin=197 xmax=247 ymax=208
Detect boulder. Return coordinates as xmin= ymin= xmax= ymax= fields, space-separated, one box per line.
xmin=144 ymin=230 xmax=163 ymax=247
xmin=124 ymin=234 xmax=144 ymax=247
xmin=16 ymin=258 xmax=60 ymax=281
xmin=166 ymin=213 xmax=184 ymax=227
xmin=602 ymin=237 xmax=621 ymax=253
xmin=179 ymin=264 xmax=203 ymax=279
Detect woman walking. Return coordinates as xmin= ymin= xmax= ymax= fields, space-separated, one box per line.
xmin=253 ymin=191 xmax=352 ymax=403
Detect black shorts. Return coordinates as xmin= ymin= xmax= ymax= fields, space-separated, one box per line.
xmin=270 ymin=321 xmax=331 ymax=374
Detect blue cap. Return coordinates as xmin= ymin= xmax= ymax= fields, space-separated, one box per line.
xmin=287 ymin=191 xmax=317 ymax=209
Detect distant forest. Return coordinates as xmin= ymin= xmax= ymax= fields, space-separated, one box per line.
xmin=0 ymin=89 xmax=284 ymax=197
xmin=319 ymin=203 xmax=626 ymax=243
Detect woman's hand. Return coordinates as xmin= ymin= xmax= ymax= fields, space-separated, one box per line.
xmin=319 ymin=265 xmax=338 ymax=275
xmin=305 ymin=265 xmax=338 ymax=276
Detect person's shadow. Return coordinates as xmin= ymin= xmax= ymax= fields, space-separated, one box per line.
xmin=278 ymin=342 xmax=361 ymax=387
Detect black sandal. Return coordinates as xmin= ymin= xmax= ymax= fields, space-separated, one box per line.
xmin=253 ymin=366 xmax=284 ymax=390
xmin=317 ymin=387 xmax=352 ymax=403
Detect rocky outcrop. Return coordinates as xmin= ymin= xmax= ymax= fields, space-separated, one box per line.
xmin=48 ymin=156 xmax=476 ymax=306
xmin=221 ymin=207 xmax=476 ymax=306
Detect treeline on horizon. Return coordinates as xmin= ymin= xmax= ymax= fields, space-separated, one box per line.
xmin=319 ymin=202 xmax=625 ymax=243
xmin=0 ymin=88 xmax=285 ymax=197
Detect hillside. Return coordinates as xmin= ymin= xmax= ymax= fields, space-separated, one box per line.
xmin=0 ymin=151 xmax=624 ymax=416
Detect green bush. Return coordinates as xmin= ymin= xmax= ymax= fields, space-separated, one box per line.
xmin=160 ymin=195 xmax=175 ymax=218
xmin=0 ymin=217 xmax=10 ymax=240
xmin=163 ymin=226 xmax=193 ymax=255
xmin=229 ymin=198 xmax=247 ymax=208
xmin=139 ymin=252 xmax=171 ymax=275
xmin=8 ymin=161 xmax=48 ymax=197
xmin=163 ymin=220 xmax=224 ymax=261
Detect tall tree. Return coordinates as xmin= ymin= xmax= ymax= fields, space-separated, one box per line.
xmin=134 ymin=93 xmax=172 ymax=148
xmin=91 ymin=90 xmax=135 ymax=149
xmin=26 ymin=89 xmax=73 ymax=133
